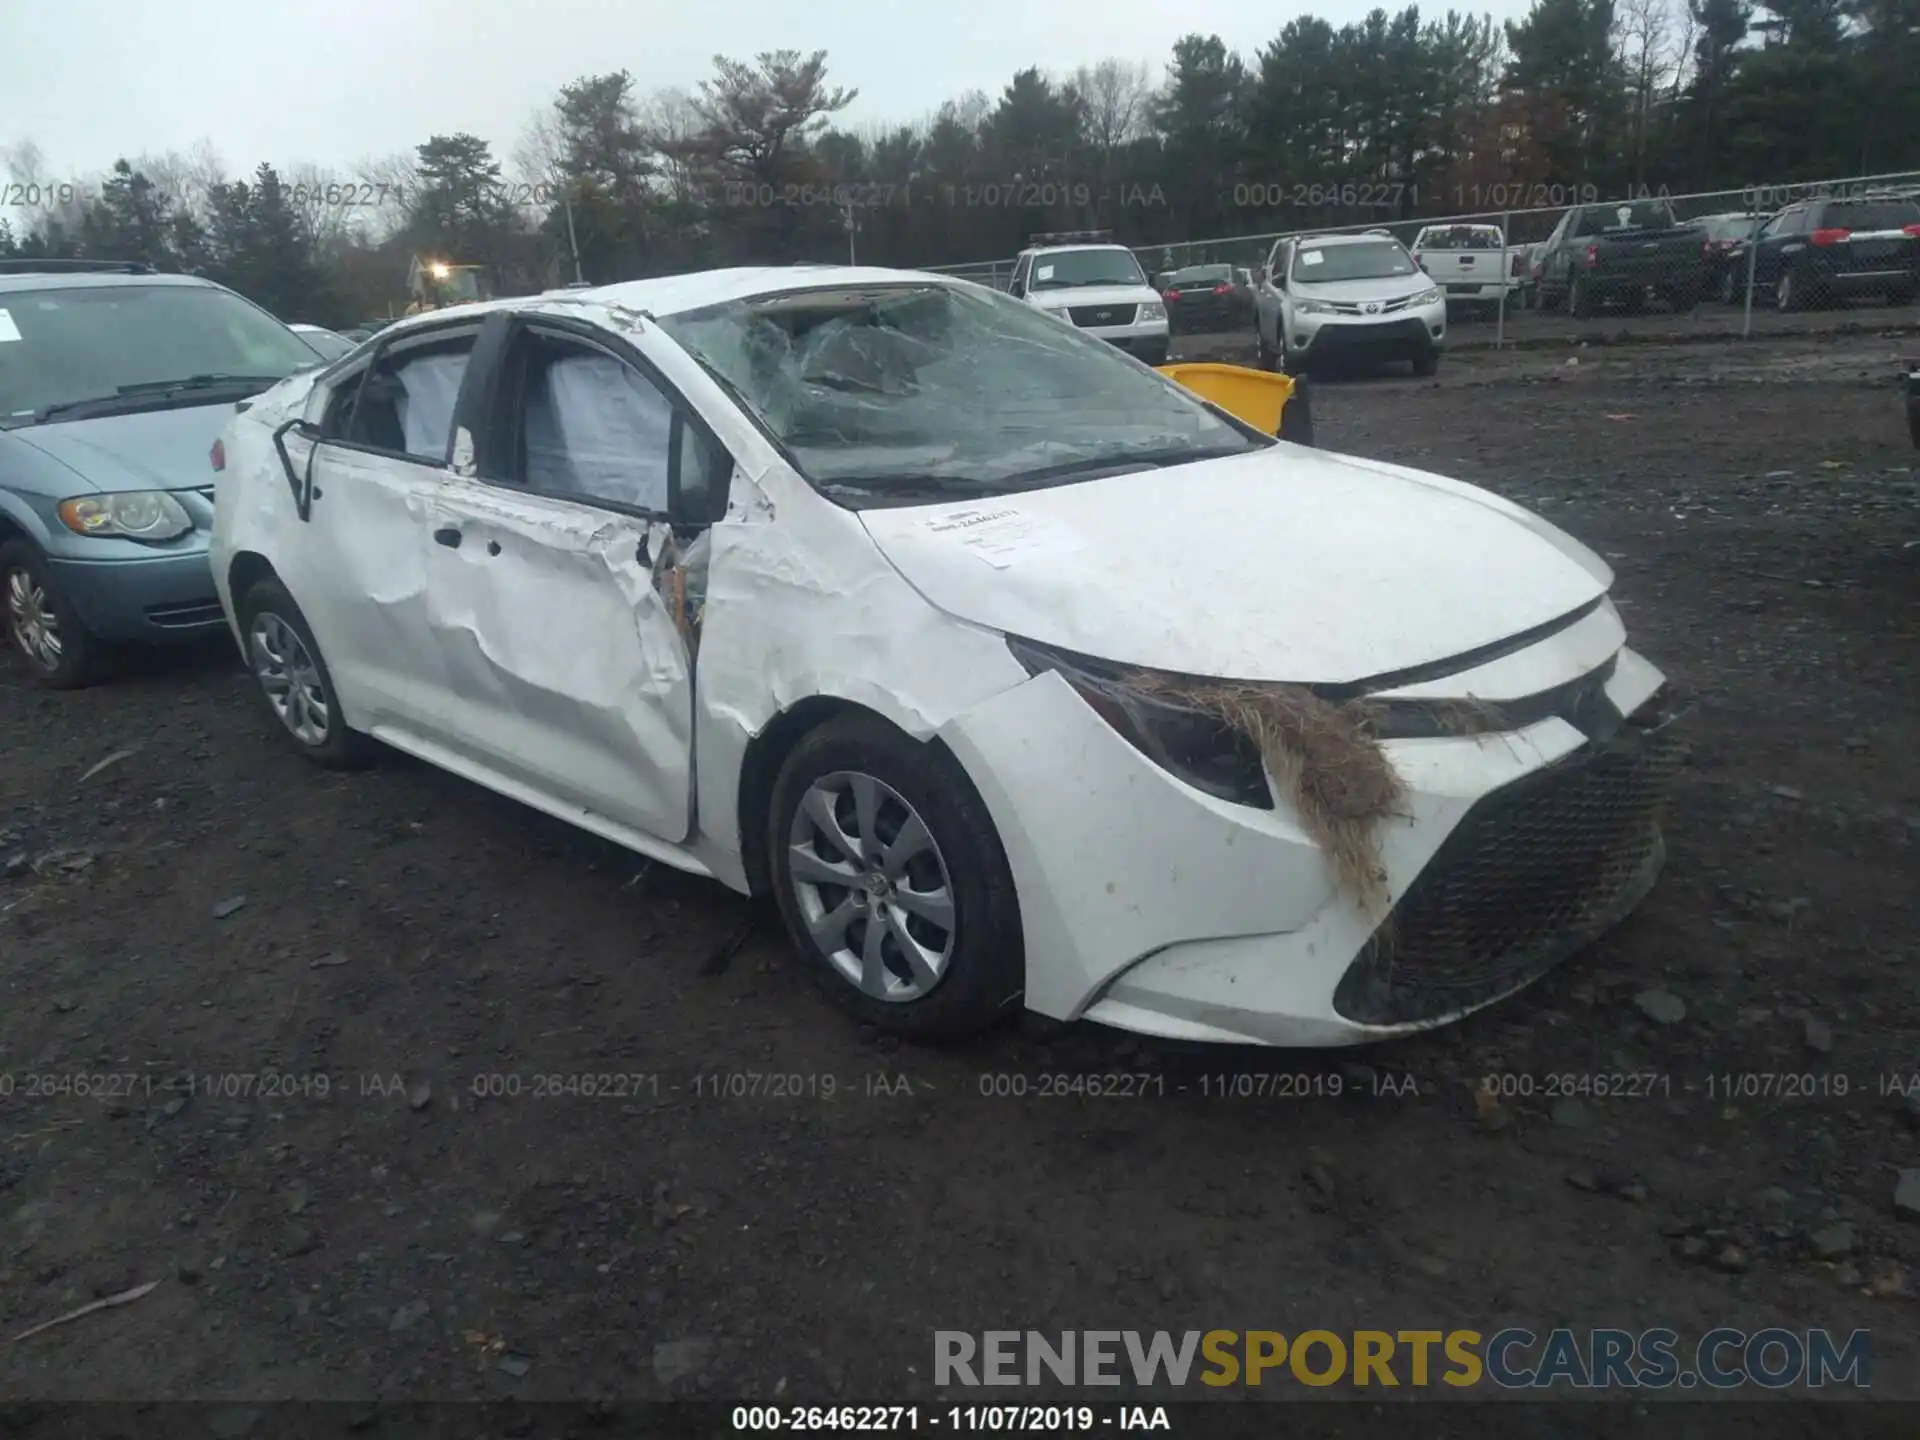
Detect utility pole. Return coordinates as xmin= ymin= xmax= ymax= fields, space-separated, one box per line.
xmin=564 ymin=183 xmax=585 ymax=284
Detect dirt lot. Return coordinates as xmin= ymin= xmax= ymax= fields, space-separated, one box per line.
xmin=2 ymin=327 xmax=1918 ymax=1409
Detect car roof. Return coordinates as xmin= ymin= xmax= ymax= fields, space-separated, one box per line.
xmin=366 ymin=265 xmax=987 ymax=342
xmin=1019 ymin=243 xmax=1134 ymax=257
xmin=0 ymin=269 xmax=221 ymax=296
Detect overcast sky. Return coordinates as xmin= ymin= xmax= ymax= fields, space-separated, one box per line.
xmin=2 ymin=0 xmax=1534 ymax=189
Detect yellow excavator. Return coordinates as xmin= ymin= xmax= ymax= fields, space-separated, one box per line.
xmin=404 ymin=254 xmax=492 ymax=315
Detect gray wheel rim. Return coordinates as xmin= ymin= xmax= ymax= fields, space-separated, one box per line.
xmin=787 ymin=771 xmax=956 ymax=1003
xmin=5 ymin=565 xmax=61 ymax=672
xmin=249 ymin=612 xmax=330 ymax=747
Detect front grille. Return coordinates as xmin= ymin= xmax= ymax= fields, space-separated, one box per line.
xmin=1068 ymin=304 xmax=1137 ymax=327
xmin=1328 ymin=296 xmax=1415 ymax=314
xmin=1310 ymin=318 xmax=1430 ymax=351
xmin=1333 ymin=707 xmax=1685 ymax=1026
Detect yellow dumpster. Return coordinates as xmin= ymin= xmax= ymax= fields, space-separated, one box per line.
xmin=1157 ymin=362 xmax=1296 ymax=435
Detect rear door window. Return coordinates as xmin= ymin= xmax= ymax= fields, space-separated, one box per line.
xmin=324 ymin=330 xmax=479 ymax=463
xmin=1820 ymin=200 xmax=1920 ymax=232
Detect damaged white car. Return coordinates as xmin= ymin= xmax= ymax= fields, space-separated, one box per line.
xmin=209 ymin=266 xmax=1681 ymax=1047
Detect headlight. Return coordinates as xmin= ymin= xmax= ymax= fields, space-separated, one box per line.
xmin=1293 ymin=299 xmax=1336 ymax=315
xmin=1139 ymin=301 xmax=1167 ymax=322
xmin=1008 ymin=637 xmax=1272 ymax=807
xmin=56 ymin=490 xmax=194 ymax=542
xmin=1008 ymin=635 xmax=1538 ymax=799
xmin=1411 ymin=287 xmax=1443 ymax=307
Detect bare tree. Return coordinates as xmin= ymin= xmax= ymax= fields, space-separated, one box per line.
xmin=1617 ymin=0 xmax=1683 ymax=181
xmin=349 ymin=151 xmax=419 ymax=241
xmin=638 ymin=85 xmax=705 ymax=200
xmin=2 ymin=137 xmax=87 ymax=237
xmin=132 ymin=142 xmax=226 ymax=222
xmin=513 ymin=103 xmax=566 ymax=188
xmin=1075 ymin=59 xmax=1155 ymax=153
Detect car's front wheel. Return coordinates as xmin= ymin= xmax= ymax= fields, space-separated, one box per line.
xmin=1 ymin=539 xmax=99 ymax=689
xmin=1412 ymin=350 xmax=1441 ymax=378
xmin=768 ymin=713 xmax=1024 ymax=1041
xmin=239 ymin=578 xmax=373 ymax=768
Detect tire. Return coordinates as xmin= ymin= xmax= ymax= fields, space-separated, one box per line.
xmin=1 ymin=539 xmax=101 ymax=690
xmin=768 ymin=713 xmax=1024 ymax=1042
xmin=1570 ymin=276 xmax=1597 ymax=319
xmin=237 ymin=578 xmax=374 ymax=768
xmin=1775 ymin=270 xmax=1802 ymax=313
xmin=1888 ymin=288 xmax=1916 ymax=308
xmin=1411 ymin=350 xmax=1440 ymax=378
xmin=1717 ymin=269 xmax=1738 ymax=305
xmin=1665 ymin=286 xmax=1696 ymax=315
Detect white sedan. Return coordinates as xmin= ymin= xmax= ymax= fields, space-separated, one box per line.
xmin=209 ymin=265 xmax=1680 ymax=1047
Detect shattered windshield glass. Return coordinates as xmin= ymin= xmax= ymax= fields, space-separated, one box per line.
xmin=657 ymin=283 xmax=1262 ymax=503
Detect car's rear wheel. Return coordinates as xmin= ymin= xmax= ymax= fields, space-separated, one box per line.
xmin=1 ymin=539 xmax=99 ymax=690
xmin=1570 ymin=276 xmax=1597 ymax=319
xmin=768 ymin=714 xmax=1023 ymax=1042
xmin=239 ymin=578 xmax=373 ymax=768
xmin=1889 ymin=287 xmax=1916 ymax=307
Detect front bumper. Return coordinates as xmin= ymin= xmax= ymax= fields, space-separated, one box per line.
xmin=44 ymin=549 xmax=225 ymax=642
xmin=1294 ymin=306 xmax=1445 ymax=358
xmin=1441 ymin=282 xmax=1511 ymax=302
xmin=940 ymin=614 xmax=1675 ymax=1047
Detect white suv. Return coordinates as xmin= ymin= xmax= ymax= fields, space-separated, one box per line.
xmin=1254 ymin=232 xmax=1446 ymax=377
xmin=1008 ymin=239 xmax=1169 ymax=365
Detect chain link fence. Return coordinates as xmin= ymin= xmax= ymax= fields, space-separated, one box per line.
xmin=929 ymin=169 xmax=1920 ymax=351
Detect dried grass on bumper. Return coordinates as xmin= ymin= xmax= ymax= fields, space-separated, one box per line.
xmin=1131 ymin=675 xmax=1408 ymax=913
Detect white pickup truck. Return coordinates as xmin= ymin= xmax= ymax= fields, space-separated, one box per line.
xmin=1410 ymin=223 xmax=1524 ymax=310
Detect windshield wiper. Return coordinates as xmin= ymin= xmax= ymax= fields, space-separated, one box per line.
xmin=116 ymin=373 xmax=287 ymax=395
xmin=30 ymin=394 xmax=132 ymax=423
xmin=1009 ymin=444 xmax=1253 ymax=485
xmin=32 ymin=374 xmax=289 ymax=423
xmin=817 ymin=475 xmax=1008 ymax=502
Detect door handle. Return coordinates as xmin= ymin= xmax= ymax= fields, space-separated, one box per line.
xmin=433 ymin=527 xmax=462 ymax=548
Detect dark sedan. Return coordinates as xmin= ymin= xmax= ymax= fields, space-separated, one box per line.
xmin=1160 ymin=264 xmax=1253 ymax=334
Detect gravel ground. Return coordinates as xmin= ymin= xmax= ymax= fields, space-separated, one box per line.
xmin=2 ymin=328 xmax=1917 ymax=1408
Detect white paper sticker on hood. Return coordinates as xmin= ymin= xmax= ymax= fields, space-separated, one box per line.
xmin=921 ymin=504 xmax=1080 ymax=569
xmin=0 ymin=309 xmax=22 ymax=342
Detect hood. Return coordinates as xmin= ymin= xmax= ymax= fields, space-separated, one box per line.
xmin=10 ymin=403 xmax=239 ymax=494
xmin=1292 ymin=272 xmax=1433 ymax=303
xmin=1029 ymin=283 xmax=1159 ymax=310
xmin=856 ymin=447 xmax=1613 ymax=687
